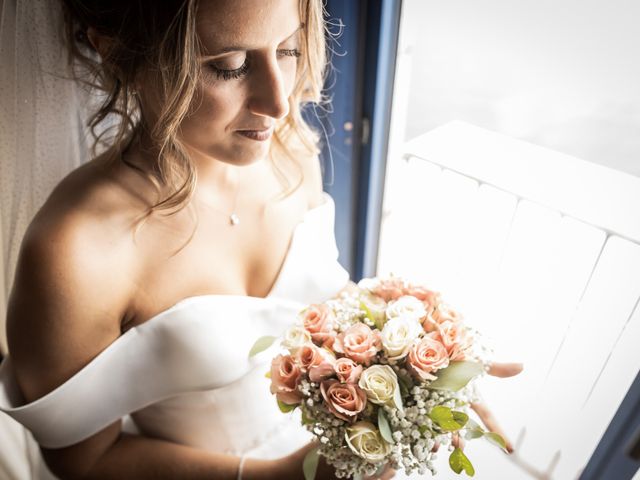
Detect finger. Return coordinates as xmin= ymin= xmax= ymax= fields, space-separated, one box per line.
xmin=487 ymin=362 xmax=523 ymax=378
xmin=470 ymin=401 xmax=514 ymax=454
xmin=452 ymin=433 xmax=465 ymax=451
xmin=381 ymin=467 xmax=397 ymax=480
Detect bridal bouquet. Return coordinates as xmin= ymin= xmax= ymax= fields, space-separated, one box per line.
xmin=250 ymin=275 xmax=507 ymax=479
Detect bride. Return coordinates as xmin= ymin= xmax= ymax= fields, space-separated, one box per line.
xmin=0 ymin=0 xmax=520 ymax=478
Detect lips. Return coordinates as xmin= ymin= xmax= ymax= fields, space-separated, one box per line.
xmin=236 ymin=125 xmax=274 ymax=141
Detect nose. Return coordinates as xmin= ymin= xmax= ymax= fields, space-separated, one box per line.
xmin=247 ymin=55 xmax=290 ymax=120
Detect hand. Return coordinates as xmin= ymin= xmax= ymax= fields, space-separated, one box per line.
xmin=282 ymin=441 xmax=396 ymax=480
xmin=431 ymin=362 xmax=523 ymax=454
xmin=470 ymin=362 xmax=523 ymax=453
xmin=277 ymin=440 xmax=339 ymax=480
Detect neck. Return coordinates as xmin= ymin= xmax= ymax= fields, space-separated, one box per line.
xmin=123 ymin=128 xmax=267 ymax=204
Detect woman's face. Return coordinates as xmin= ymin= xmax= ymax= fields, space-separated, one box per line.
xmin=183 ymin=0 xmax=302 ymax=167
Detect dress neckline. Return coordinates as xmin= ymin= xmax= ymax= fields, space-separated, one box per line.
xmin=130 ymin=192 xmax=334 ymax=332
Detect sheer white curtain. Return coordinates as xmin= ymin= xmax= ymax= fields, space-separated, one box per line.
xmin=0 ymin=0 xmax=92 ymax=353
xmin=1 ymin=0 xmax=94 ymax=477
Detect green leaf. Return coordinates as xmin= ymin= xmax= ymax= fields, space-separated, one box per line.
xmin=392 ymin=384 xmax=404 ymax=411
xmin=451 ymin=410 xmax=469 ymax=428
xmin=277 ymin=399 xmax=298 ymax=413
xmin=466 ymin=418 xmax=482 ymax=430
xmin=484 ymin=432 xmax=508 ymax=452
xmin=463 ymin=418 xmax=484 ymax=440
xmin=449 ymin=447 xmax=475 ymax=476
xmin=428 ymin=406 xmax=464 ymax=432
xmin=303 ymin=446 xmax=320 ymax=480
xmin=378 ymin=408 xmax=394 ymax=444
xmin=465 ymin=428 xmax=484 ymax=440
xmin=428 ymin=361 xmax=484 ymax=391
xmin=264 ymin=370 xmax=271 ymax=379
xmin=419 ymin=424 xmax=430 ymax=435
xmin=397 ymin=373 xmax=411 ymax=397
xmin=359 ymin=296 xmax=387 ymax=330
xmin=249 ymin=335 xmax=277 ymax=358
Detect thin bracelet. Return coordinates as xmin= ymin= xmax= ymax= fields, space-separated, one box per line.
xmin=237 ymin=454 xmax=247 ymax=480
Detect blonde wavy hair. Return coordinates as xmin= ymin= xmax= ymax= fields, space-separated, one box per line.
xmin=61 ymin=0 xmax=329 ymax=233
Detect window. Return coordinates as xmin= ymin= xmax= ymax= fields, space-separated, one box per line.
xmin=377 ymin=2 xmax=640 ymax=478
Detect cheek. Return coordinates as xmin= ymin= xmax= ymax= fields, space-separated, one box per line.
xmin=181 ymin=83 xmax=243 ymax=138
xmin=283 ymin=61 xmax=299 ymax=96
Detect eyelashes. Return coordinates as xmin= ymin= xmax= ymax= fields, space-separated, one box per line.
xmin=214 ymin=60 xmax=250 ymax=81
xmin=209 ymin=48 xmax=301 ymax=81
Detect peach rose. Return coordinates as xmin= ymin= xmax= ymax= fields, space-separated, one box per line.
xmin=320 ymin=379 xmax=367 ymax=422
xmin=432 ymin=321 xmax=470 ymax=361
xmin=407 ymin=335 xmax=450 ymax=381
xmin=335 ymin=357 xmax=363 ymax=384
xmin=270 ymin=354 xmax=303 ymax=404
xmin=301 ymin=304 xmax=335 ymax=346
xmin=404 ymin=284 xmax=442 ymax=315
xmin=333 ymin=323 xmax=381 ymax=366
xmin=372 ymin=277 xmax=406 ymax=302
xmin=296 ymin=344 xmax=336 ymax=382
xmin=432 ymin=303 xmax=463 ymax=324
xmin=423 ymin=303 xmax=463 ymax=332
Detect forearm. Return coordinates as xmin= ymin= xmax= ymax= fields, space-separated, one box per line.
xmin=44 ymin=432 xmax=280 ymax=480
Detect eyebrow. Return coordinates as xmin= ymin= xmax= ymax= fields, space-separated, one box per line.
xmin=203 ymin=22 xmax=304 ymax=58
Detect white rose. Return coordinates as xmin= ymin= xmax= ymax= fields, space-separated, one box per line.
xmin=345 ymin=421 xmax=391 ymax=462
xmin=380 ymin=316 xmax=423 ymax=361
xmin=358 ymin=365 xmax=403 ymax=410
xmin=281 ymin=325 xmax=312 ymax=353
xmin=386 ymin=295 xmax=427 ymax=322
xmin=357 ymin=277 xmax=380 ymax=292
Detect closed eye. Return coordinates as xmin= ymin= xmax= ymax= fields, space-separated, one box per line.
xmin=209 ymin=48 xmax=301 ymax=81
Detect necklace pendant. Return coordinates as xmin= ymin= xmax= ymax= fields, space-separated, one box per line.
xmin=229 ymin=213 xmax=240 ymax=226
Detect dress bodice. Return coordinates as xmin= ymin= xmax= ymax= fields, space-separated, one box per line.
xmin=0 ymin=192 xmax=350 ymax=459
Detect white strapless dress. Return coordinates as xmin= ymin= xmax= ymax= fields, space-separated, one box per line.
xmin=0 ymin=192 xmax=350 ymax=475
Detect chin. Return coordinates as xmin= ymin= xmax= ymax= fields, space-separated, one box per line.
xmin=220 ymin=148 xmax=269 ymax=167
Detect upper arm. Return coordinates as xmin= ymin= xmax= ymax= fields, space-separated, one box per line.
xmin=6 ymin=215 xmax=132 ymax=476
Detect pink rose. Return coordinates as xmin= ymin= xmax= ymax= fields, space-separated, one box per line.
xmin=302 ymin=304 xmax=335 ymax=346
xmin=432 ymin=303 xmax=463 ymax=323
xmin=320 ymin=379 xmax=367 ymax=422
xmin=407 ymin=335 xmax=450 ymax=381
xmin=270 ymin=354 xmax=303 ymax=404
xmin=296 ymin=344 xmax=336 ymax=382
xmin=372 ymin=277 xmax=405 ymax=302
xmin=404 ymin=284 xmax=442 ymax=315
xmin=333 ymin=323 xmax=381 ymax=366
xmin=432 ymin=321 xmax=470 ymax=361
xmin=335 ymin=357 xmax=363 ymax=384
xmin=423 ymin=303 xmax=463 ymax=332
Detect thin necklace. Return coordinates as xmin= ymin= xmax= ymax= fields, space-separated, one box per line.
xmin=198 ymin=179 xmax=242 ymax=226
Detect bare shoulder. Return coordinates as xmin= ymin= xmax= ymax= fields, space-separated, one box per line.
xmin=7 ymin=157 xmax=140 ymax=402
